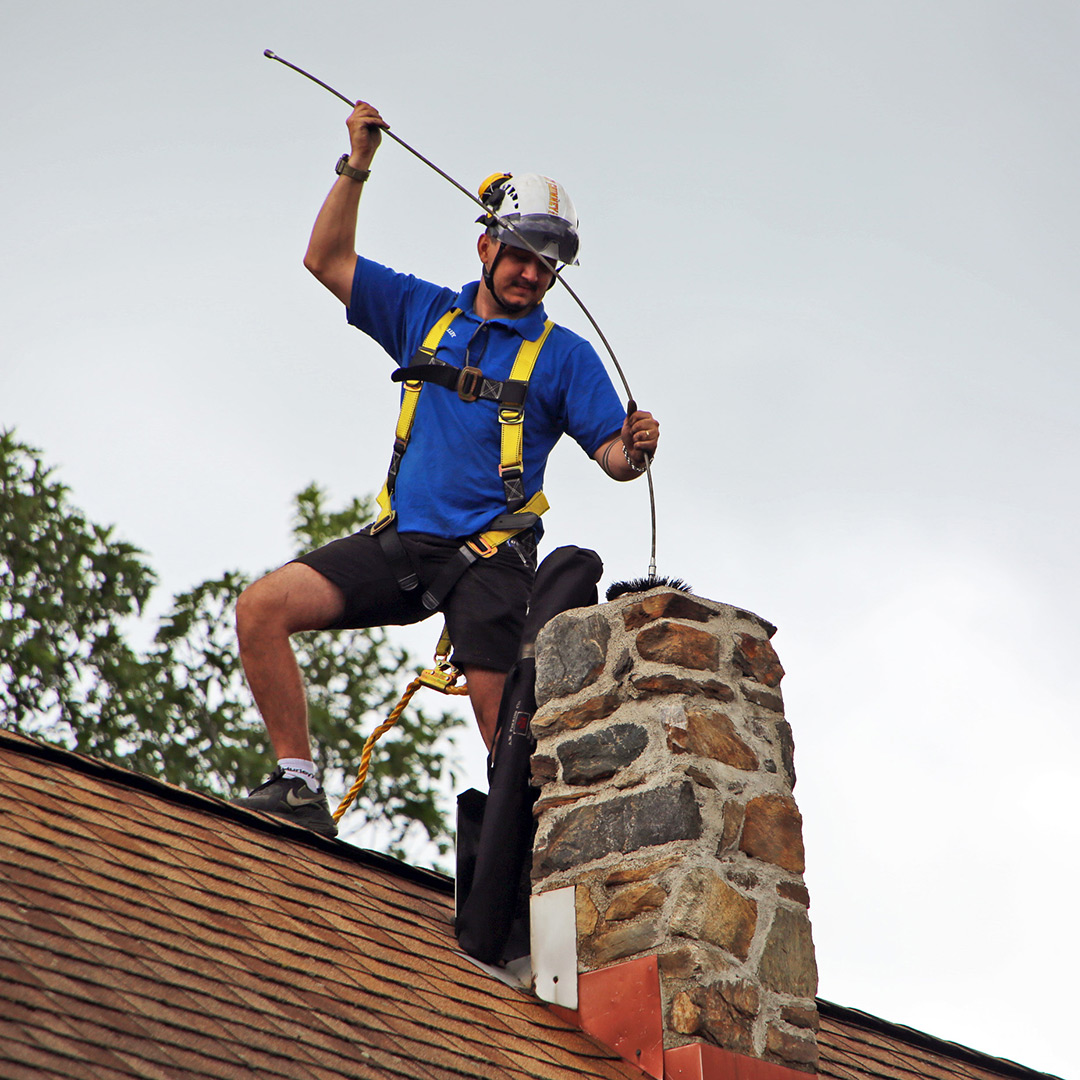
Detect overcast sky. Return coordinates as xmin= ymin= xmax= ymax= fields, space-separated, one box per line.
xmin=4 ymin=2 xmax=1078 ymax=1077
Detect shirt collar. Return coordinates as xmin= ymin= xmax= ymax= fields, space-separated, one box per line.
xmin=456 ymin=281 xmax=548 ymax=339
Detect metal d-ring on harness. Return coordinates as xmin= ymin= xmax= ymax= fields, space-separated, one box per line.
xmin=368 ymin=306 xmax=555 ymax=613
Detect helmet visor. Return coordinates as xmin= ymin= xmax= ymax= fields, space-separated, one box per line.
xmin=494 ymin=214 xmax=580 ymax=266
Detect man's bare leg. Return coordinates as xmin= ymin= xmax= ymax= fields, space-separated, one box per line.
xmin=462 ymin=666 xmax=507 ymax=751
xmin=235 ymin=562 xmax=346 ymax=759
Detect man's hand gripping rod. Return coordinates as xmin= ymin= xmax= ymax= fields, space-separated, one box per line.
xmin=264 ymin=49 xmax=658 ymax=580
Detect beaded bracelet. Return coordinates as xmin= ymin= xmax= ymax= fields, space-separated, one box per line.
xmin=622 ymin=444 xmax=647 ymax=474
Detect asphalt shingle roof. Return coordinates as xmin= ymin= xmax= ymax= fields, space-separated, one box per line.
xmin=0 ymin=730 xmax=1061 ymax=1080
xmin=816 ymin=1001 xmax=1059 ymax=1080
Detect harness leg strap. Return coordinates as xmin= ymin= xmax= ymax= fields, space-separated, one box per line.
xmin=421 ymin=543 xmax=480 ymax=611
xmin=373 ymin=521 xmax=420 ymax=593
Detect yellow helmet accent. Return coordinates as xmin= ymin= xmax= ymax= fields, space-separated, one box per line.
xmin=478 ymin=172 xmax=512 ymax=200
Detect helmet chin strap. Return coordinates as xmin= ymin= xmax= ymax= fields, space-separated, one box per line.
xmin=481 ymin=242 xmax=509 ymax=308
xmin=482 ymin=241 xmax=559 ymax=316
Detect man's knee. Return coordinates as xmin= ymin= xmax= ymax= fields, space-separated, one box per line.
xmin=236 ymin=562 xmax=345 ymax=641
xmin=235 ymin=575 xmax=272 ymax=639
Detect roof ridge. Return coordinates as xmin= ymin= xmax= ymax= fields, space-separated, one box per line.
xmin=817 ymin=999 xmax=1065 ymax=1080
xmin=0 ymin=728 xmax=453 ymax=895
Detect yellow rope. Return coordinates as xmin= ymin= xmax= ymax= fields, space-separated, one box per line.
xmin=332 ymin=669 xmax=469 ymax=823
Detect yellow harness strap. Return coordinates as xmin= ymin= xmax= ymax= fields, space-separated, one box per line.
xmin=497 ymin=319 xmax=554 ymax=514
xmin=373 ymin=307 xmax=463 ymax=530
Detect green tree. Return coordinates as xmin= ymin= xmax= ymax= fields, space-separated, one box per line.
xmin=1 ymin=431 xmax=465 ymax=861
xmin=0 ymin=429 xmax=157 ymax=747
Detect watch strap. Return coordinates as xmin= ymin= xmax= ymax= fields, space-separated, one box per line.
xmin=335 ymin=154 xmax=370 ymax=182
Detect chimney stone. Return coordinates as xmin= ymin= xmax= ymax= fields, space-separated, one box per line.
xmin=530 ymin=589 xmax=818 ymax=1073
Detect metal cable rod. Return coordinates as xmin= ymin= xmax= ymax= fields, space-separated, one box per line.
xmin=264 ymin=49 xmax=657 ymax=576
xmin=264 ymin=50 xmax=640 ymax=398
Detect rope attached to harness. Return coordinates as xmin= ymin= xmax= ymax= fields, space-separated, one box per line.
xmin=332 ymin=652 xmax=469 ymax=823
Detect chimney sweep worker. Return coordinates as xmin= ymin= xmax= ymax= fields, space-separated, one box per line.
xmin=234 ymin=101 xmax=660 ymax=838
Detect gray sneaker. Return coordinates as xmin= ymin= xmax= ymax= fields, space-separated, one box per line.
xmin=233 ymin=768 xmax=338 ymax=838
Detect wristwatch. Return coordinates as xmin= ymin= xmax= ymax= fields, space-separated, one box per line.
xmin=335 ymin=154 xmax=370 ymax=182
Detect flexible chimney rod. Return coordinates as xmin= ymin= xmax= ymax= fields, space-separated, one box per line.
xmin=264 ymin=49 xmax=658 ymax=581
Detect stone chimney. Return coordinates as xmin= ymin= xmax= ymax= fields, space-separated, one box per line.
xmin=528 ymin=588 xmax=818 ymax=1080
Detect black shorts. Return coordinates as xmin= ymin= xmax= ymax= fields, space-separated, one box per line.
xmin=293 ymin=530 xmax=537 ymax=672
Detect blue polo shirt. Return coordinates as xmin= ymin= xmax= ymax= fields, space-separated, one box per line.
xmin=347 ymin=257 xmax=625 ymax=540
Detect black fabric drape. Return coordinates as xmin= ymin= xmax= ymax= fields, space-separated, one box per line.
xmin=455 ymin=545 xmax=604 ymax=964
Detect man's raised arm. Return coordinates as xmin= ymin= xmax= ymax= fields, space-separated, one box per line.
xmin=303 ymin=101 xmax=388 ymax=306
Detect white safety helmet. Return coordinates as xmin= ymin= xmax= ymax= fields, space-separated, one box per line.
xmin=476 ymin=172 xmax=580 ymax=266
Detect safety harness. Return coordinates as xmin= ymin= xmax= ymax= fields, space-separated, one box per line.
xmin=368 ymin=307 xmax=555 ymax=612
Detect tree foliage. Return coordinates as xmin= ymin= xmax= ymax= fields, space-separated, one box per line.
xmin=1 ymin=431 xmax=465 ymax=861
xmin=0 ymin=429 xmax=157 ymax=744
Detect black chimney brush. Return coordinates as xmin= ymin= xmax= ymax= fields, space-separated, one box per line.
xmin=605 ymin=575 xmax=692 ymax=601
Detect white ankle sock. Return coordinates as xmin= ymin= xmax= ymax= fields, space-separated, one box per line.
xmin=278 ymin=758 xmax=319 ymax=792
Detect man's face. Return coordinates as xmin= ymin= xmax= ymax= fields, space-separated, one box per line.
xmin=478 ymin=235 xmax=556 ymax=316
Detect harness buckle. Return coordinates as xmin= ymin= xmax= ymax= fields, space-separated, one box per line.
xmin=498 ymin=405 xmax=524 ymax=425
xmin=466 ymin=535 xmax=499 ymax=558
xmin=369 ymin=511 xmax=396 ymax=535
xmin=457 ymin=366 xmax=484 ymax=402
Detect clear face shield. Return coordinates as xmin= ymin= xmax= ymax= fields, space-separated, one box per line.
xmin=492 ymin=214 xmax=580 ymax=267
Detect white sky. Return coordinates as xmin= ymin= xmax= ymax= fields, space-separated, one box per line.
xmin=3 ymin=2 xmax=1078 ymax=1077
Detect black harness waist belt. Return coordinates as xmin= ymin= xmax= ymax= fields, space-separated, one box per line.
xmin=364 ymin=509 xmax=542 ymax=611
xmin=390 ymin=363 xmax=529 ymax=407
xmin=482 ymin=511 xmax=540 ymax=532
xmin=364 ymin=517 xmax=538 ymax=613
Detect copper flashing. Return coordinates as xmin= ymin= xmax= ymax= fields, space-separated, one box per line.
xmin=578 ymin=955 xmax=665 ymax=1079
xmin=665 ymin=1042 xmax=816 ymax=1080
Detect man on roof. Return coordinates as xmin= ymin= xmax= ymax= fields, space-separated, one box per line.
xmin=233 ymin=101 xmax=659 ymax=837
